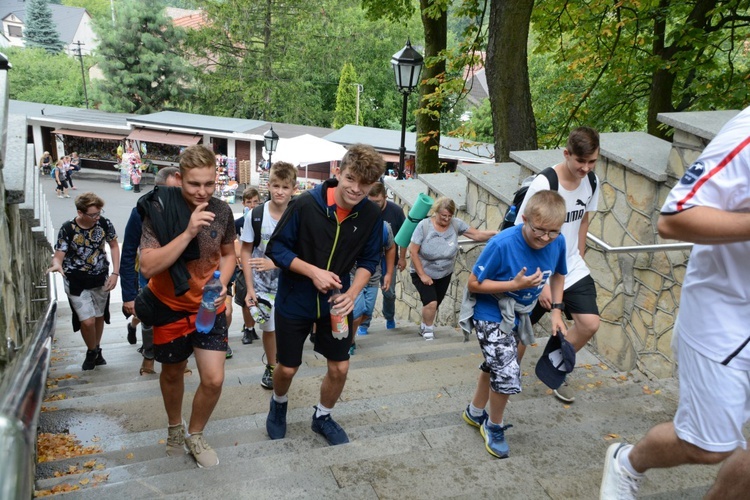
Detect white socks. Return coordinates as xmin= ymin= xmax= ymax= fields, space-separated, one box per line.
xmin=469 ymin=403 xmax=484 ymax=418
xmin=273 ymin=393 xmax=288 ymax=404
xmin=315 ymin=403 xmax=332 ymax=418
xmin=619 ymin=445 xmax=644 ymax=477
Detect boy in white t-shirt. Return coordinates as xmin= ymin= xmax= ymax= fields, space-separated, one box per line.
xmin=240 ymin=162 xmax=297 ymax=390
xmin=515 ymin=126 xmax=601 ymax=403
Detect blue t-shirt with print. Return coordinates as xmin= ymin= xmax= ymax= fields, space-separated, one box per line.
xmin=472 ymin=224 xmax=567 ymax=322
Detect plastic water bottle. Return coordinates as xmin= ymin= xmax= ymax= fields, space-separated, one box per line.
xmin=329 ymin=290 xmax=348 ymax=340
xmin=504 ymin=205 xmax=517 ymax=225
xmin=196 ymin=271 xmax=222 ymax=333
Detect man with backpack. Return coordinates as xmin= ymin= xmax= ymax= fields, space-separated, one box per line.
xmin=513 ymin=126 xmax=601 ymax=404
xmin=239 ymin=162 xmax=297 ymax=390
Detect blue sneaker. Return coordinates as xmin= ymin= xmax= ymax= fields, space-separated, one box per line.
xmin=386 ymin=319 xmax=396 ymax=329
xmin=266 ymin=397 xmax=287 ymax=440
xmin=356 ymin=326 xmax=368 ymax=336
xmin=311 ymin=409 xmax=349 ymax=445
xmin=462 ymin=405 xmax=488 ymax=429
xmin=348 ymin=343 xmax=357 ymax=356
xmin=480 ymin=421 xmax=512 ymax=458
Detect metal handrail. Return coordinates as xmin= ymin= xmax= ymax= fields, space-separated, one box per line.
xmin=457 ymin=233 xmax=694 ymax=254
xmin=0 ymin=273 xmax=58 ymax=500
xmin=586 ymin=233 xmax=693 ymax=253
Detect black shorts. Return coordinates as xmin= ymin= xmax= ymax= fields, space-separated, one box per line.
xmin=411 ymin=273 xmax=452 ymax=307
xmin=275 ymin=312 xmax=353 ymax=367
xmin=530 ymin=274 xmax=599 ymax=324
xmin=56 ymin=180 xmax=68 ymax=190
xmin=153 ymin=312 xmax=228 ymax=364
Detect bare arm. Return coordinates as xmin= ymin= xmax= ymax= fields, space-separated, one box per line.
xmin=463 ymin=226 xmax=497 ymax=242
xmin=240 ymin=241 xmax=257 ymax=306
xmin=548 ymin=272 xmax=566 ymax=336
xmin=658 ymin=207 xmax=750 ymax=244
xmin=578 ymin=212 xmax=590 ymax=256
xmin=47 ymin=250 xmax=66 ymax=274
xmin=382 ymin=244 xmax=396 ymax=290
xmin=104 ymin=238 xmax=120 ymax=292
xmin=397 ymin=245 xmax=407 ymax=271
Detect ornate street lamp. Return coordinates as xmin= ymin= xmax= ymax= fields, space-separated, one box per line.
xmin=391 ymin=39 xmax=424 ymax=179
xmin=263 ymin=126 xmax=279 ymax=168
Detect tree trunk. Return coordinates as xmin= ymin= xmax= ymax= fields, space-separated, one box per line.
xmin=416 ymin=0 xmax=447 ymax=175
xmin=486 ymin=0 xmax=537 ymax=161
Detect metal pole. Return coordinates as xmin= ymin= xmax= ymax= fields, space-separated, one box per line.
xmin=75 ymin=41 xmax=89 ymax=109
xmin=397 ymin=91 xmax=408 ymax=180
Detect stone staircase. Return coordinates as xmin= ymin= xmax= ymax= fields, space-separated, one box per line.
xmin=34 ymin=301 xmax=720 ymax=498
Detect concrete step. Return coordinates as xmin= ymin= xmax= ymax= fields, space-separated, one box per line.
xmin=36 ymin=301 xmax=712 ymax=499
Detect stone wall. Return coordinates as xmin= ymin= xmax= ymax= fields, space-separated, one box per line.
xmin=386 ymin=125 xmax=720 ymax=378
xmin=0 ymin=61 xmax=54 ymax=373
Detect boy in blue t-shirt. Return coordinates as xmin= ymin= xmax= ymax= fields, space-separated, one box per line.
xmin=463 ymin=190 xmax=568 ymax=459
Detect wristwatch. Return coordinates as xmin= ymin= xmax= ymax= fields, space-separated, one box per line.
xmin=551 ymin=303 xmax=564 ymax=311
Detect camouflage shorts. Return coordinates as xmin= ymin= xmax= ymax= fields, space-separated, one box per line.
xmin=474 ymin=320 xmax=522 ymax=395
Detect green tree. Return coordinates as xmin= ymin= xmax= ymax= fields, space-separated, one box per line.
xmin=63 ymin=0 xmax=111 ymax=21
xmin=486 ymin=0 xmax=536 ymax=161
xmin=185 ymin=0 xmax=418 ymax=128
xmin=333 ymin=63 xmax=363 ymax=128
xmin=5 ymin=47 xmax=88 ymax=106
xmin=25 ymin=0 xmax=65 ymax=53
xmin=532 ymin=0 xmax=750 ymax=141
xmin=92 ymin=0 xmax=190 ymax=114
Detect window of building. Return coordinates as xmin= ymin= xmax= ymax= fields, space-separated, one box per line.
xmin=8 ymin=25 xmax=22 ymax=38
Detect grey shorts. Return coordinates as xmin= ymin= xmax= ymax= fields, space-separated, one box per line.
xmin=64 ymin=282 xmax=109 ymax=321
xmin=475 ymin=320 xmax=522 ymax=395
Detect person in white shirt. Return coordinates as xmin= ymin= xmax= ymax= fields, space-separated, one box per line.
xmin=599 ymin=107 xmax=750 ymax=500
xmin=515 ymin=126 xmax=601 ymax=403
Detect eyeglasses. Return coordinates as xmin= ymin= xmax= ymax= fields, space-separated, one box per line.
xmin=437 ymin=211 xmax=453 ymax=220
xmin=526 ymin=221 xmax=560 ymax=239
xmin=82 ymin=209 xmax=104 ymax=219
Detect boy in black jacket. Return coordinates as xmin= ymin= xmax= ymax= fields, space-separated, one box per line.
xmin=265 ymin=143 xmax=385 ymax=446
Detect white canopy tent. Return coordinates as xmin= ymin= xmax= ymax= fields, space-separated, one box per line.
xmin=267 ymin=134 xmax=347 ymax=166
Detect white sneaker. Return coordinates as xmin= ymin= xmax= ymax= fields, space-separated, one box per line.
xmin=600 ymin=443 xmax=643 ymax=499
xmin=422 ymin=329 xmax=434 ymax=340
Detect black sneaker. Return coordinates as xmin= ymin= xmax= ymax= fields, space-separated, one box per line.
xmin=127 ymin=323 xmax=137 ymax=345
xmin=82 ymin=349 xmax=97 ymax=371
xmin=241 ymin=327 xmax=254 ymax=345
xmin=250 ymin=328 xmax=260 ymax=341
xmin=311 ymin=408 xmax=349 ymax=446
xmin=261 ymin=364 xmax=274 ymax=390
xmin=95 ymin=347 xmax=107 ymax=366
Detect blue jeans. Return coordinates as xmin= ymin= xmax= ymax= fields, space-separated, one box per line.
xmin=354 ymin=285 xmax=379 ymax=327
xmin=381 ymin=268 xmax=397 ymax=323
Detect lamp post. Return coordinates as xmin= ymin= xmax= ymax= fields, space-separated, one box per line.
xmin=263 ymin=126 xmax=279 ymax=169
xmin=391 ymin=39 xmax=423 ymax=179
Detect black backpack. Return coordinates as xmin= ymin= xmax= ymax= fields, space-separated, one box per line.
xmin=249 ymin=202 xmax=264 ymax=248
xmin=500 ymin=167 xmax=597 ymax=230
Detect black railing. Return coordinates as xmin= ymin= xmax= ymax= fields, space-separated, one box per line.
xmin=0 ymin=274 xmax=57 ymax=500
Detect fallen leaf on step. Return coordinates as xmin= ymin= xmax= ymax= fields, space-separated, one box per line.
xmin=91 ymin=436 xmax=101 ymax=442
xmin=83 ymin=460 xmax=96 ymax=468
xmin=587 ymin=373 xmax=595 ymax=378
xmin=598 ymin=363 xmax=608 ymax=370
xmin=436 ymin=393 xmax=442 ymax=398
xmin=618 ymin=375 xmax=628 ymax=381
xmin=562 ymin=405 xmax=571 ymax=409
xmin=158 ymin=439 xmax=165 ymax=444
xmin=587 ymin=383 xmax=595 ymax=389
xmin=654 ymin=389 xmax=661 ymax=395
xmin=545 ymin=389 xmax=553 ymax=395
xmin=126 ymin=453 xmax=134 ymax=459
xmin=583 ymin=364 xmax=593 ymax=370
xmin=79 ymin=478 xmax=90 ymax=486
xmin=604 ymin=433 xmax=620 ymax=440
xmin=642 ymin=385 xmax=652 ymax=395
